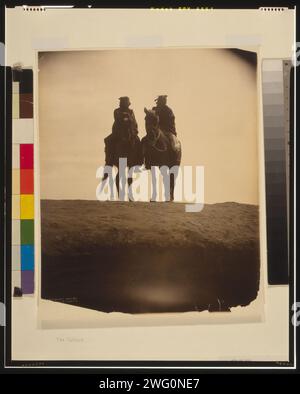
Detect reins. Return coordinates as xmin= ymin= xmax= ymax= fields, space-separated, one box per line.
xmin=149 ymin=127 xmax=168 ymax=152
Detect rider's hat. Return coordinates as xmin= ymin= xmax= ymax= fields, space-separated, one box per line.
xmin=155 ymin=95 xmax=168 ymax=102
xmin=119 ymin=96 xmax=131 ymax=104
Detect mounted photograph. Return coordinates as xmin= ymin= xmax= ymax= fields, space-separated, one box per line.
xmin=37 ymin=47 xmax=261 ymax=324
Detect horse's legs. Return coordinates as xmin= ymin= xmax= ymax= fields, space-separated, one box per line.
xmin=102 ymin=172 xmax=108 ymax=181
xmin=170 ymin=172 xmax=175 ymax=201
xmin=160 ymin=166 xmax=171 ymax=202
xmin=170 ymin=166 xmax=179 ymax=202
xmin=99 ymin=168 xmax=115 ymax=200
xmin=116 ymin=167 xmax=132 ymax=201
xmin=127 ymin=176 xmax=134 ymax=202
xmin=115 ymin=169 xmax=120 ymax=199
xmin=160 ymin=166 xmax=178 ymax=202
xmin=116 ymin=167 xmax=126 ymax=201
xmin=150 ymin=166 xmax=158 ymax=202
xmin=109 ymin=172 xmax=115 ymax=200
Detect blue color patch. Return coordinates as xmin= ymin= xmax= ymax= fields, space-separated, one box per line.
xmin=21 ymin=244 xmax=34 ymax=271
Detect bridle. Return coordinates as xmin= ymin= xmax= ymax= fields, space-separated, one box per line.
xmin=146 ymin=117 xmax=168 ymax=153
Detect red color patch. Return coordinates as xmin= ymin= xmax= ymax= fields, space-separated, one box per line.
xmin=20 ymin=169 xmax=34 ymax=194
xmin=20 ymin=144 xmax=33 ymax=169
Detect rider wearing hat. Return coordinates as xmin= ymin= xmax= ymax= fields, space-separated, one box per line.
xmin=152 ymin=95 xmax=177 ymax=136
xmin=105 ymin=97 xmax=138 ymax=166
xmin=112 ymin=96 xmax=138 ymax=138
xmin=152 ymin=95 xmax=177 ymax=151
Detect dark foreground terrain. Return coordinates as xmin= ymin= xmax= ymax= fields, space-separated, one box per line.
xmin=41 ymin=200 xmax=260 ymax=313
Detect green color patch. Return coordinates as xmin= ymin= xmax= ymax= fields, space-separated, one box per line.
xmin=21 ymin=220 xmax=34 ymax=244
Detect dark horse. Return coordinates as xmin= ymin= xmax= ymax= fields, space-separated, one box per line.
xmin=101 ymin=115 xmax=143 ymax=199
xmin=142 ymin=108 xmax=182 ymax=201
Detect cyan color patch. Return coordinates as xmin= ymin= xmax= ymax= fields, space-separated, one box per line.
xmin=21 ymin=244 xmax=34 ymax=271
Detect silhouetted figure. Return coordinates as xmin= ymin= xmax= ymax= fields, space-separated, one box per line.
xmin=152 ymin=95 xmax=176 ymax=135
xmin=103 ymin=97 xmax=143 ymax=199
xmin=152 ymin=95 xmax=177 ymax=150
xmin=142 ymin=108 xmax=182 ymax=201
xmin=104 ymin=96 xmax=138 ymax=166
xmin=112 ymin=96 xmax=138 ymax=139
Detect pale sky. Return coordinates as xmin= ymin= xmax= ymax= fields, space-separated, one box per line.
xmin=38 ymin=48 xmax=258 ymax=204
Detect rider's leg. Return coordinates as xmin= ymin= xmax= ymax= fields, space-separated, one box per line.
xmin=166 ymin=132 xmax=177 ymax=151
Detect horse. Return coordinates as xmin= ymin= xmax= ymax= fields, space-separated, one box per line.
xmin=101 ymin=115 xmax=143 ymax=200
xmin=142 ymin=108 xmax=182 ymax=201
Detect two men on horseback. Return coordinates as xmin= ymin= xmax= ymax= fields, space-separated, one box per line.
xmin=103 ymin=95 xmax=181 ymax=201
xmin=104 ymin=95 xmax=178 ymax=165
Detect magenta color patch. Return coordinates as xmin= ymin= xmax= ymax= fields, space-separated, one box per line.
xmin=20 ymin=144 xmax=34 ymax=169
xmin=21 ymin=270 xmax=34 ymax=294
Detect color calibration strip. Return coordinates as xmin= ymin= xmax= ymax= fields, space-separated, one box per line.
xmin=12 ymin=68 xmax=34 ymax=295
xmin=262 ymin=59 xmax=291 ymax=285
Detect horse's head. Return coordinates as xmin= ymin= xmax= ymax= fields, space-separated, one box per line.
xmin=144 ymin=108 xmax=159 ymax=134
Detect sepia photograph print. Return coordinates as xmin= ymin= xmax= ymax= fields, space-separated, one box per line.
xmin=38 ymin=47 xmax=260 ymax=318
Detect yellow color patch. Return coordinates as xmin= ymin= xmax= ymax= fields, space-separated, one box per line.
xmin=12 ymin=169 xmax=20 ymax=194
xmin=20 ymin=194 xmax=34 ymax=219
xmin=12 ymin=195 xmax=20 ymax=219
